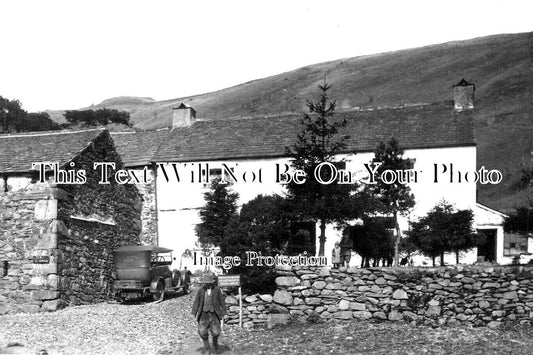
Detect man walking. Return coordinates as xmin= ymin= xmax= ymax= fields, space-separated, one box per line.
xmin=192 ymin=274 xmax=226 ymax=354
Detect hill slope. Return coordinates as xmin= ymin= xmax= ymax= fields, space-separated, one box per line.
xmin=49 ymin=32 xmax=533 ymax=212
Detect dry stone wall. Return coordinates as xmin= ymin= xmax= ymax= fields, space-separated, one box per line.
xmin=225 ymin=265 xmax=533 ymax=329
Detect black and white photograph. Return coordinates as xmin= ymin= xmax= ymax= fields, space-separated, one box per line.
xmin=1 ymin=1 xmax=532 ymax=354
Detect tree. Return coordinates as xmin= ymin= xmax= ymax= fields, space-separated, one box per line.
xmin=399 ymin=233 xmax=419 ymax=260
xmin=219 ymin=195 xmax=289 ymax=294
xmin=0 ymin=96 xmax=24 ymax=133
xmin=285 ymin=83 xmax=359 ymax=256
xmin=448 ymin=209 xmax=479 ymax=263
xmin=1 ymin=96 xmax=60 ymax=133
xmin=346 ymin=219 xmax=394 ymax=267
xmin=406 ymin=225 xmax=442 ymax=267
xmin=14 ymin=112 xmax=60 ymax=132
xmin=367 ymin=138 xmax=415 ymax=266
xmin=195 ymin=179 xmax=239 ymax=248
xmin=64 ymin=108 xmax=132 ymax=127
xmin=237 ymin=194 xmax=292 ymax=253
xmin=408 ymin=201 xmax=478 ymax=265
xmin=221 ymin=215 xmax=278 ymax=294
xmin=504 ymin=199 xmax=533 ymax=235
xmin=221 ymin=194 xmax=290 ymax=255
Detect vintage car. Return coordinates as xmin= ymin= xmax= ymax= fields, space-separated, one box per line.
xmin=113 ymin=245 xmax=191 ymax=302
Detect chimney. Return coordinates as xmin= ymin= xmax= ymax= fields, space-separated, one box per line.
xmin=172 ymin=103 xmax=196 ymax=127
xmin=452 ymin=79 xmax=475 ymax=111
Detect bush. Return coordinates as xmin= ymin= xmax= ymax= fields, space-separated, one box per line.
xmin=239 ymin=266 xmax=277 ymax=295
xmin=219 ymin=195 xmax=290 ymax=294
xmin=306 ymin=311 xmax=324 ymax=324
xmin=220 ymin=214 xmax=278 ymax=294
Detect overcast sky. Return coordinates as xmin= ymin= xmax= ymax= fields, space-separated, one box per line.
xmin=1 ymin=0 xmax=532 ymax=112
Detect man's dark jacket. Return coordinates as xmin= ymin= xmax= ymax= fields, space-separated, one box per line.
xmin=192 ymin=286 xmax=227 ymax=322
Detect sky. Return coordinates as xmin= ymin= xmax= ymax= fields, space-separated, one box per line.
xmin=0 ymin=0 xmax=532 ymax=112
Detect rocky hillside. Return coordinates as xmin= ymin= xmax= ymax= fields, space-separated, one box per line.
xmin=48 ymin=32 xmax=533 ymax=212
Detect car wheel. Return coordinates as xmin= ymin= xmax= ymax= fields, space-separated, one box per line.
xmin=171 ymin=269 xmax=180 ymax=287
xmin=116 ymin=292 xmax=124 ymax=303
xmin=152 ymin=281 xmax=165 ymax=302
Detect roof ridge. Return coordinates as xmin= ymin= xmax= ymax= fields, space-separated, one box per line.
xmin=0 ymin=127 xmax=105 ymax=139
xmin=340 ymin=102 xmax=433 ymax=112
xmin=111 ymin=127 xmax=170 ymax=135
xmin=190 ymin=101 xmax=452 ymax=123
xmin=203 ymin=112 xmax=301 ymax=123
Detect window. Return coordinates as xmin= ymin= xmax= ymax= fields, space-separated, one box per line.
xmin=334 ymin=161 xmax=347 ymax=170
xmin=208 ymin=168 xmax=223 ymax=180
xmin=503 ymin=233 xmax=528 ymax=256
xmin=202 ymin=167 xmax=235 ymax=188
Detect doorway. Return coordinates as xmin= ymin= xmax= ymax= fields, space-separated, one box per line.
xmin=477 ymin=229 xmax=497 ymax=262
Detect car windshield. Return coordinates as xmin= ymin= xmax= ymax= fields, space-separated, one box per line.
xmin=151 ymin=252 xmax=172 ymax=266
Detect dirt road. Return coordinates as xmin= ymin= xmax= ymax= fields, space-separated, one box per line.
xmin=1 ymin=291 xmax=532 ymax=355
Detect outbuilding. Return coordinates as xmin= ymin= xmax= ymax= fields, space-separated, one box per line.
xmin=0 ymin=129 xmax=142 ymax=314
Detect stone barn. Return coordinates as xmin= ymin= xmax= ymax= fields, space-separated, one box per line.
xmin=0 ymin=129 xmax=142 ymax=314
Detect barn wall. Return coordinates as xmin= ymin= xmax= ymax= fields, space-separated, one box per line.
xmin=56 ymin=131 xmax=142 ymax=305
xmin=0 ymin=131 xmax=143 ymax=313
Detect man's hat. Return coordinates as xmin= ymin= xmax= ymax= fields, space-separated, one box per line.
xmin=199 ymin=274 xmax=217 ymax=284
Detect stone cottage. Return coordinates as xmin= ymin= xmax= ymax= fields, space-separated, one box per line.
xmin=0 ymin=129 xmax=142 ymax=314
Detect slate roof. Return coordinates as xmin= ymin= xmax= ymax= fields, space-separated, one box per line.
xmin=154 ymin=101 xmax=475 ymax=162
xmin=0 ymin=129 xmax=106 ymax=174
xmin=111 ymin=129 xmax=169 ymax=167
xmin=0 ymin=100 xmax=476 ymax=172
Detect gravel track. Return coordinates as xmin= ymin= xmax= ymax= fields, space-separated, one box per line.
xmin=0 ymin=293 xmax=199 ymax=355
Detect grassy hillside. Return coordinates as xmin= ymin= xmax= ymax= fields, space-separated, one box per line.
xmin=47 ymin=32 xmax=533 ymax=212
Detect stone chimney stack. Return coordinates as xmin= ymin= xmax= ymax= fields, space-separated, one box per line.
xmin=172 ymin=103 xmax=196 ymax=127
xmin=452 ymin=79 xmax=475 ymax=111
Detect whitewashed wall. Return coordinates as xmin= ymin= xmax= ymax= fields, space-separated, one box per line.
xmin=156 ymin=145 xmax=479 ymax=270
xmin=156 ymin=158 xmax=289 ymax=270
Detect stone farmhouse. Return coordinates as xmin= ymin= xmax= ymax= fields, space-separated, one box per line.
xmin=142 ymin=81 xmax=508 ymax=269
xmin=0 ymin=80 xmax=516 ymax=313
